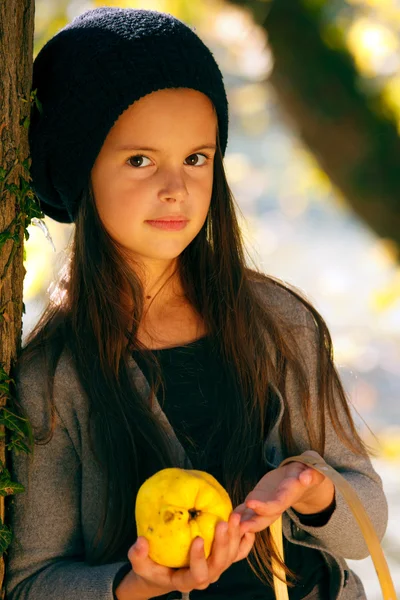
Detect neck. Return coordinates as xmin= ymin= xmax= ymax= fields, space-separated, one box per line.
xmin=144 ymin=264 xmax=182 ymax=303
xmin=126 ymin=257 xmax=185 ymax=313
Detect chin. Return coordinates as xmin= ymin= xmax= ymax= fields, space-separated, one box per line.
xmin=148 ymin=241 xmax=195 ymax=260
xmin=139 ymin=248 xmax=186 ymax=262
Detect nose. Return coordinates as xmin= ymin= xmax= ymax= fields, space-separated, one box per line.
xmin=159 ymin=171 xmax=189 ymax=203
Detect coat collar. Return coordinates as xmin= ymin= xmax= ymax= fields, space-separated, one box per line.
xmin=127 ymin=353 xmax=194 ymax=469
xmin=126 ymin=352 xmax=286 ymax=471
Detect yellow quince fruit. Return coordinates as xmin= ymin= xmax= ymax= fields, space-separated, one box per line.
xmin=135 ymin=467 xmax=233 ymax=568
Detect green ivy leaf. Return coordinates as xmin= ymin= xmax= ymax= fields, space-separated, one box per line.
xmin=35 ymin=97 xmax=43 ymax=115
xmin=0 ymin=522 xmax=13 ymax=554
xmin=5 ymin=183 xmax=19 ymax=196
xmin=7 ymin=436 xmax=32 ymax=456
xmin=30 ymin=89 xmax=43 ymax=115
xmin=24 ymin=196 xmax=45 ymax=219
xmin=21 ymin=159 xmax=30 ymax=172
xmin=0 ymin=471 xmax=24 ymax=497
xmin=20 ymin=176 xmax=31 ymax=194
xmin=0 ymin=365 xmax=9 ymax=380
xmin=0 ymin=383 xmax=10 ymax=395
xmin=0 ymin=231 xmax=12 ymax=248
xmin=0 ymin=409 xmax=32 ymax=451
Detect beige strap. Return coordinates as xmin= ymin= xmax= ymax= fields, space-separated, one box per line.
xmin=270 ymin=514 xmax=289 ymax=600
xmin=269 ymin=454 xmax=397 ymax=600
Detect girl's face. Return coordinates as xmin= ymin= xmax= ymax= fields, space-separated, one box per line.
xmin=91 ymin=88 xmax=217 ymax=269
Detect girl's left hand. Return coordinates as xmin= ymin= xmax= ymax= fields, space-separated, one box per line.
xmin=233 ymin=451 xmax=335 ymax=536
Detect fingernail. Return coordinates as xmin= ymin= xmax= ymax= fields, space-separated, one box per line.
xmin=233 ymin=513 xmax=241 ymax=526
xmin=134 ymin=539 xmax=143 ymax=552
xmin=302 ymin=473 xmax=312 ymax=484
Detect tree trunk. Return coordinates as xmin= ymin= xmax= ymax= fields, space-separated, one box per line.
xmin=0 ymin=0 xmax=35 ymax=595
xmin=230 ymin=0 xmax=400 ymax=253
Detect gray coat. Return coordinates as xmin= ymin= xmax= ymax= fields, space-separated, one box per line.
xmin=5 ymin=281 xmax=388 ymax=600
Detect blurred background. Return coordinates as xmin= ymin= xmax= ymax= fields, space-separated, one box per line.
xmin=26 ymin=0 xmax=400 ymax=596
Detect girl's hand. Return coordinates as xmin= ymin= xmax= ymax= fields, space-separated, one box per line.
xmin=233 ymin=451 xmax=335 ymax=536
xmin=121 ymin=512 xmax=256 ymax=598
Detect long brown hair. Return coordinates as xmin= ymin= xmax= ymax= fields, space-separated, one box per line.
xmin=14 ymin=132 xmax=369 ymax=588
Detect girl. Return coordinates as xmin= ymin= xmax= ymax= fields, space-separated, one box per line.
xmin=5 ymin=6 xmax=388 ymax=600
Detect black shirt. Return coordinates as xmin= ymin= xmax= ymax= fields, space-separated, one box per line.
xmin=118 ymin=336 xmax=331 ymax=599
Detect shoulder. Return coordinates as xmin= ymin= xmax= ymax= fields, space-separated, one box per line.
xmin=248 ymin=275 xmax=338 ymax=391
xmin=16 ymin=342 xmax=78 ymax=394
xmin=14 ymin=342 xmax=83 ymax=430
xmin=248 ymin=272 xmax=320 ymax=332
xmin=247 ymin=273 xmax=330 ymax=372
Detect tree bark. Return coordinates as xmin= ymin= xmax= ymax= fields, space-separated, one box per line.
xmin=230 ymin=0 xmax=400 ymax=253
xmin=0 ymin=0 xmax=35 ymax=595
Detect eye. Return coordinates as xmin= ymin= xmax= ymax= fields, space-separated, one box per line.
xmin=184 ymin=153 xmax=210 ymax=167
xmin=127 ymin=155 xmax=152 ymax=168
xmin=126 ymin=153 xmax=211 ymax=169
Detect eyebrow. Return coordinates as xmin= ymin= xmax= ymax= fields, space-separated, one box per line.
xmin=116 ymin=143 xmax=217 ymax=153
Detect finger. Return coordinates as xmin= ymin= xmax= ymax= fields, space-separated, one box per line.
xmin=227 ymin=512 xmax=242 ymax=559
xmin=282 ymin=461 xmax=309 ymax=479
xmin=128 ymin=537 xmax=176 ymax=583
xmin=239 ymin=507 xmax=257 ymax=522
xmin=207 ymin=517 xmax=233 ymax=576
xmin=279 ymin=469 xmax=322 ymax=495
xmin=298 ymin=467 xmax=325 ymax=486
xmin=232 ymin=503 xmax=247 ymax=515
xmin=269 ymin=475 xmax=320 ymax=513
xmin=187 ymin=536 xmax=209 ymax=590
xmin=128 ymin=536 xmax=149 ymax=565
xmin=233 ymin=532 xmax=256 ymax=563
xmin=267 ymin=478 xmax=306 ymax=509
xmin=298 ymin=468 xmax=318 ymax=486
xmin=128 ymin=537 xmax=170 ymax=584
xmin=246 ymin=496 xmax=286 ymax=514
xmin=238 ymin=499 xmax=284 ymax=535
xmin=250 ymin=471 xmax=315 ymax=512
xmin=239 ymin=512 xmax=277 ymax=536
xmin=284 ymin=456 xmax=325 ymax=486
xmin=239 ymin=492 xmax=294 ymax=533
xmin=171 ymin=536 xmax=209 ymax=592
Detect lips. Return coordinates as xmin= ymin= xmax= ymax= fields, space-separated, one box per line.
xmin=145 ymin=219 xmax=189 ymax=231
xmin=148 ymin=216 xmax=188 ymax=222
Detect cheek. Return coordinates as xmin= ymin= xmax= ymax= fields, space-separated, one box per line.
xmin=194 ymin=175 xmax=213 ymax=215
xmin=91 ymin=163 xmax=116 ymax=219
xmin=93 ymin=173 xmax=144 ymax=226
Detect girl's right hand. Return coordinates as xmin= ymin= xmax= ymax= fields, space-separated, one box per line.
xmin=122 ymin=512 xmax=255 ymax=598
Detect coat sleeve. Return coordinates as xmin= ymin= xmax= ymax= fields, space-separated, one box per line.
xmin=280 ymin=290 xmax=388 ymax=560
xmin=4 ymin=355 xmax=129 ymax=600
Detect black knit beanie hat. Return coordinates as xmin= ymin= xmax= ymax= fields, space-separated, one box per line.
xmin=29 ymin=6 xmax=229 ymax=224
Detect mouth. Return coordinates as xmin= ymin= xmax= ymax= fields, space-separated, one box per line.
xmin=145 ymin=219 xmax=189 ymax=231
xmin=147 ymin=216 xmax=189 ymax=222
